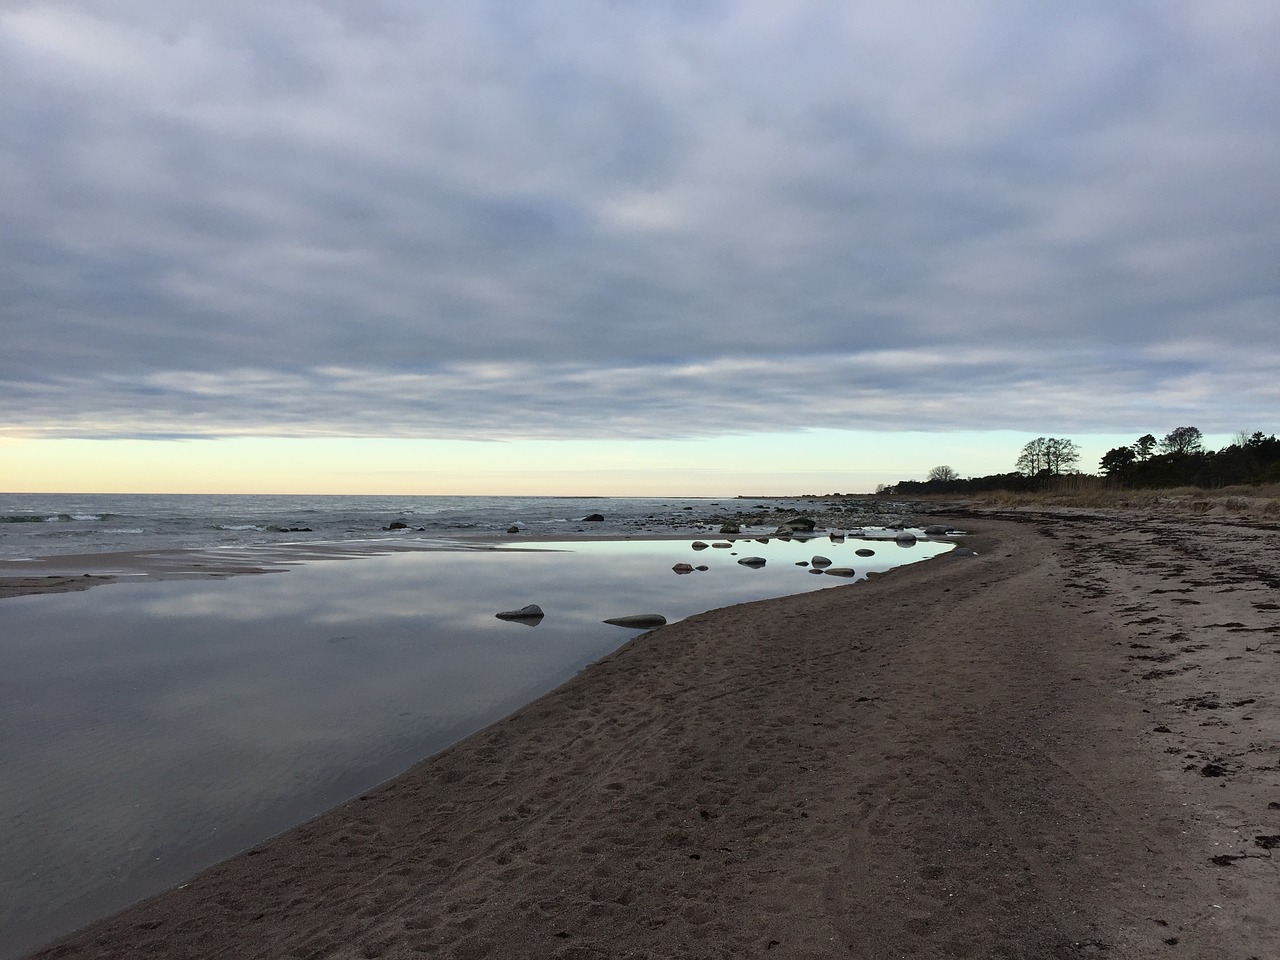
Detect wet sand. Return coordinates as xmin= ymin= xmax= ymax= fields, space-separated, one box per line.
xmin=20 ymin=512 xmax=1280 ymax=959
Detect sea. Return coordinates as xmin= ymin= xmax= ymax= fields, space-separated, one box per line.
xmin=0 ymin=493 xmax=954 ymax=958
xmin=0 ymin=492 xmax=926 ymax=562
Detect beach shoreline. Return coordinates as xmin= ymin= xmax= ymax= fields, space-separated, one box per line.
xmin=19 ymin=509 xmax=1280 ymax=958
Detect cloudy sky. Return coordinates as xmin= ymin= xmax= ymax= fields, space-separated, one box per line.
xmin=2 ymin=1 xmax=1277 ymax=494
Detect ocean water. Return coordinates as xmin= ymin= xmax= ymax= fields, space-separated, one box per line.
xmin=0 ymin=492 xmax=920 ymax=562
xmin=0 ymin=494 xmax=954 ymax=957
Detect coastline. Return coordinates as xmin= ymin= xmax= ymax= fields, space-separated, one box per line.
xmin=20 ymin=511 xmax=1280 ymax=958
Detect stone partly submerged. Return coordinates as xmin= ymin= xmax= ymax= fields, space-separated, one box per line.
xmin=737 ymin=557 xmax=767 ymax=567
xmin=855 ymin=548 xmax=876 ymax=557
xmin=672 ymin=563 xmax=695 ymax=574
xmin=581 ymin=514 xmax=605 ymax=523
xmin=823 ymin=567 xmax=857 ymax=577
xmin=603 ymin=614 xmax=668 ymax=629
xmin=495 ymin=604 xmax=545 ymax=623
xmin=810 ymin=555 xmax=832 ymax=568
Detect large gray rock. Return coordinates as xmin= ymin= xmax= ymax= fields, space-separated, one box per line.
xmin=811 ymin=555 xmax=832 ymax=567
xmin=672 ymin=563 xmax=695 ymax=574
xmin=737 ymin=556 xmax=767 ymax=567
xmin=581 ymin=513 xmax=605 ymax=522
xmin=924 ymin=525 xmax=951 ymax=536
xmin=719 ymin=522 xmax=741 ymax=534
xmin=603 ymin=614 xmax=667 ymax=628
xmin=495 ymin=604 xmax=545 ymax=622
xmin=775 ymin=516 xmax=817 ymax=533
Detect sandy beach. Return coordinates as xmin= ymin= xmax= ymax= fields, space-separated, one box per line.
xmin=17 ymin=510 xmax=1280 ymax=959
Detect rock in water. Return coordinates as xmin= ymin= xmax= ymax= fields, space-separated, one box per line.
xmin=603 ymin=614 xmax=667 ymax=628
xmin=810 ymin=555 xmax=832 ymax=568
xmin=737 ymin=556 xmax=767 ymax=567
xmin=495 ymin=604 xmax=545 ymax=622
xmin=855 ymin=548 xmax=876 ymax=557
xmin=581 ymin=513 xmax=605 ymax=522
xmin=823 ymin=567 xmax=857 ymax=577
xmin=672 ymin=563 xmax=695 ymax=574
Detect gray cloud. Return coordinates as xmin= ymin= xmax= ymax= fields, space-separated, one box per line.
xmin=2 ymin=1 xmax=1277 ymax=440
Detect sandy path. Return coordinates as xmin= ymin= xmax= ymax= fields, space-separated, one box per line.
xmin=25 ymin=514 xmax=1280 ymax=959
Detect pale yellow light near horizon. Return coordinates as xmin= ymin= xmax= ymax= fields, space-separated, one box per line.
xmin=0 ymin=431 xmax=1148 ymax=496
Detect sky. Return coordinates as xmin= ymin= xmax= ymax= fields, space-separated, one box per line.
xmin=2 ymin=1 xmax=1277 ymax=495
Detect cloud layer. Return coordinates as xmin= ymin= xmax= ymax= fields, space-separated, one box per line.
xmin=3 ymin=1 xmax=1278 ymax=440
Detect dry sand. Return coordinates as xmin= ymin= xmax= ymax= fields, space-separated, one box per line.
xmin=18 ymin=512 xmax=1280 ymax=959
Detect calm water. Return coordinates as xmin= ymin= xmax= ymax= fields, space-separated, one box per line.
xmin=0 ymin=531 xmax=951 ymax=957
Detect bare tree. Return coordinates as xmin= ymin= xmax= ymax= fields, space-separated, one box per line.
xmin=1160 ymin=426 xmax=1204 ymax=456
xmin=926 ymin=465 xmax=959 ymax=482
xmin=1017 ymin=437 xmax=1078 ymax=476
xmin=1045 ymin=438 xmax=1080 ymax=475
xmin=1016 ymin=437 xmax=1048 ymax=476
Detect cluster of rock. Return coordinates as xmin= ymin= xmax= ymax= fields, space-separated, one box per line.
xmin=494 ymin=604 xmax=667 ymax=630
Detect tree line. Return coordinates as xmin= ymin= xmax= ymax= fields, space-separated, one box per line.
xmin=882 ymin=426 xmax=1280 ymax=495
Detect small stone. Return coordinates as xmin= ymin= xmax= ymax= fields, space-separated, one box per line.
xmin=603 ymin=614 xmax=667 ymax=628
xmin=495 ymin=604 xmax=545 ymax=621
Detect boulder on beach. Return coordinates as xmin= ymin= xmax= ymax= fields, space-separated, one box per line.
xmin=603 ymin=614 xmax=667 ymax=629
xmin=775 ymin=516 xmax=817 ymax=533
xmin=924 ymin=525 xmax=951 ymax=536
xmin=737 ymin=556 xmax=767 ymax=567
xmin=495 ymin=604 xmax=545 ymax=622
xmin=720 ymin=522 xmax=741 ymax=534
xmin=895 ymin=532 xmax=918 ymax=545
xmin=386 ymin=521 xmax=409 ymax=530
xmin=506 ymin=525 xmax=520 ymax=534
xmin=581 ymin=513 xmax=605 ymax=522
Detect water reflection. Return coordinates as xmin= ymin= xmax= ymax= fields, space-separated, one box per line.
xmin=0 ymin=535 xmax=949 ymax=957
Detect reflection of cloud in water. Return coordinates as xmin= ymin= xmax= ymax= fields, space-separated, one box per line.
xmin=0 ymin=536 xmax=949 ymax=951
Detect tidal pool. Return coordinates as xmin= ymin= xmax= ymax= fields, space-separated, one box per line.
xmin=0 ymin=534 xmax=950 ymax=957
